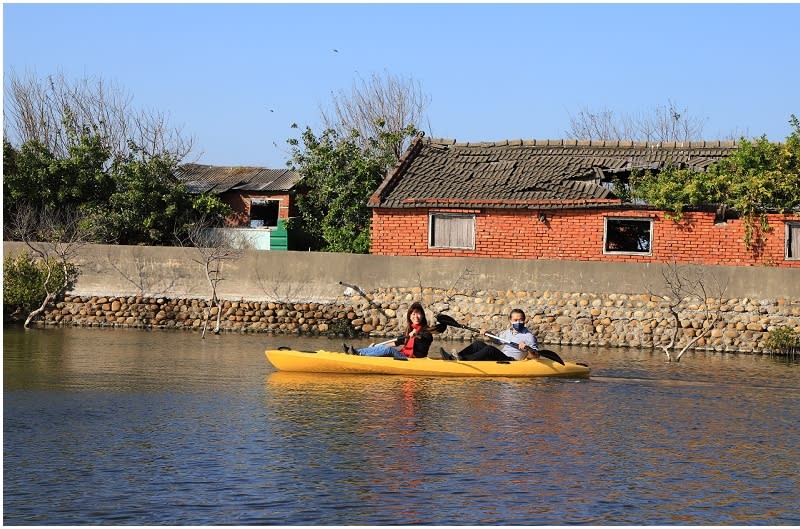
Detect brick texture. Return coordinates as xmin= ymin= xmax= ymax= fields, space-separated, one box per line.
xmin=371 ymin=208 xmax=800 ymax=267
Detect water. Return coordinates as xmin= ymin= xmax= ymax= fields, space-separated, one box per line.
xmin=4 ymin=327 xmax=799 ymax=525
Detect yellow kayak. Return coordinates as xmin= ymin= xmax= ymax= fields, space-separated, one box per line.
xmin=264 ymin=349 xmax=590 ymax=378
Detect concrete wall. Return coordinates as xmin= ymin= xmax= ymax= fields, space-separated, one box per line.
xmin=4 ymin=241 xmax=799 ymax=301
xmin=6 ymin=242 xmax=799 ymax=352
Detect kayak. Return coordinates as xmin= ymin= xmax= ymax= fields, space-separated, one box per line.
xmin=264 ymin=348 xmax=590 ymax=378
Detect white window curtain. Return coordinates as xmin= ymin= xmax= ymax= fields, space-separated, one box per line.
xmin=429 ymin=214 xmax=476 ymax=249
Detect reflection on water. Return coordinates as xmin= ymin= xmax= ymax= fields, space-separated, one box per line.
xmin=4 ymin=327 xmax=800 ymax=524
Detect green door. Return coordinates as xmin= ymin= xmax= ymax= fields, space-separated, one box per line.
xmin=270 ymin=219 xmax=288 ymax=251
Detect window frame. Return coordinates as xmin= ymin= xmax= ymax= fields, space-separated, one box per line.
xmin=786 ymin=222 xmax=800 ymax=260
xmin=603 ymin=217 xmax=654 ymax=256
xmin=249 ymin=199 xmax=280 ymax=228
xmin=428 ymin=212 xmax=476 ymax=250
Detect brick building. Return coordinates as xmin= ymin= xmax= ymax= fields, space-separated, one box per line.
xmin=368 ymin=136 xmax=800 ymax=267
xmin=179 ymin=164 xmax=303 ymax=250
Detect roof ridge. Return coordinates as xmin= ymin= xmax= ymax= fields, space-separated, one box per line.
xmin=369 ymin=132 xmax=427 ymax=206
xmin=179 ymin=162 xmax=297 ymax=173
xmin=425 ymin=137 xmax=739 ymax=148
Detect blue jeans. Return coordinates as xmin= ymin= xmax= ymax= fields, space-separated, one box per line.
xmin=358 ymin=345 xmax=407 ymax=360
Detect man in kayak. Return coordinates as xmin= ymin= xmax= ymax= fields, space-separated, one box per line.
xmin=440 ymin=308 xmax=539 ymax=361
xmin=343 ymin=302 xmax=433 ymax=360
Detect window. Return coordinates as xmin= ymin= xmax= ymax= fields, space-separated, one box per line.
xmin=249 ymin=199 xmax=279 ymax=228
xmin=429 ymin=213 xmax=475 ymax=249
xmin=604 ymin=218 xmax=653 ymax=254
xmin=787 ymin=223 xmax=800 ymax=260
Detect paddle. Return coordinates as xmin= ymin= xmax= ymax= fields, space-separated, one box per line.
xmin=372 ymin=321 xmax=448 ymax=347
xmin=435 ymin=313 xmax=565 ymax=365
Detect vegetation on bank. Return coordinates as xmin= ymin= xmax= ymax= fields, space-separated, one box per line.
xmin=3 ymin=71 xmax=232 ymax=247
xmin=3 ymin=251 xmax=76 ymax=324
xmin=764 ymin=326 xmax=800 ymax=356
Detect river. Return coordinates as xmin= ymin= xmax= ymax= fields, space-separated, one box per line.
xmin=3 ymin=326 xmax=799 ymax=525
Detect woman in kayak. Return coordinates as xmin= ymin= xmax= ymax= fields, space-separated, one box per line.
xmin=343 ymin=302 xmax=433 ymax=360
xmin=441 ymin=308 xmax=539 ymax=361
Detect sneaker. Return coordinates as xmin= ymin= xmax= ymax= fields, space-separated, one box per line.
xmin=439 ymin=347 xmax=456 ymax=361
xmin=445 ymin=347 xmax=461 ymax=361
xmin=342 ymin=343 xmax=357 ymax=355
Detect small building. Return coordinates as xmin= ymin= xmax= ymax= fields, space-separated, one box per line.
xmin=179 ymin=163 xmax=303 ymax=250
xmin=368 ymin=137 xmax=800 ymax=267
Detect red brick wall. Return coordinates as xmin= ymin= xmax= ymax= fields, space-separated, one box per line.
xmin=371 ymin=208 xmax=800 ymax=267
xmin=220 ymin=192 xmax=293 ymax=227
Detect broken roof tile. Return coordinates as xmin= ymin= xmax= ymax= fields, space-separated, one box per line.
xmin=369 ymin=137 xmax=737 ymax=209
xmin=178 ymin=163 xmax=303 ymax=194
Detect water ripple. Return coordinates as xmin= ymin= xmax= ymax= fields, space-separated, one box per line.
xmin=4 ymin=328 xmax=800 ymax=524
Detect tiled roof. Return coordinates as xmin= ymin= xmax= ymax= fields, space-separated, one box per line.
xmin=178 ymin=163 xmax=303 ymax=194
xmin=369 ymin=137 xmax=738 ymax=209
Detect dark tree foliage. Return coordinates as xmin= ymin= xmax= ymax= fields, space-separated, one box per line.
xmin=3 ymin=134 xmax=112 ymax=223
xmin=3 ymin=134 xmax=230 ymax=246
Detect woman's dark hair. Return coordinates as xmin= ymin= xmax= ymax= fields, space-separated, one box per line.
xmin=406 ymin=302 xmax=429 ymax=334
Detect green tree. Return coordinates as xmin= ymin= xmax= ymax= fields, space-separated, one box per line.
xmin=4 ymin=136 xmax=230 ymax=246
xmin=4 ymin=205 xmax=91 ymax=327
xmin=5 ymin=70 xmax=193 ymax=163
xmin=632 ymin=115 xmax=800 ymax=249
xmin=103 ymin=145 xmax=195 ymax=245
xmin=3 ymin=133 xmax=112 ymax=223
xmin=288 ymin=123 xmax=415 ymax=253
xmin=4 ymin=72 xmax=224 ymax=247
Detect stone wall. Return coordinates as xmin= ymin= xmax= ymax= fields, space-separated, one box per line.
xmin=37 ymin=287 xmax=800 ymax=353
xmin=42 ymin=296 xmax=355 ymax=334
xmin=7 ymin=242 xmax=799 ymax=353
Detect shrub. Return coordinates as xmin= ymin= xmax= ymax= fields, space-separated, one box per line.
xmin=764 ymin=326 xmax=800 ymax=354
xmin=3 ymin=251 xmax=76 ymax=319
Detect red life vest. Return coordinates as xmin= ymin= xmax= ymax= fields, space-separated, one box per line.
xmin=399 ymin=323 xmax=422 ymax=358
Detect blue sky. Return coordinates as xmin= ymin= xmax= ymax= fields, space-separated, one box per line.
xmin=4 ymin=3 xmax=799 ymax=168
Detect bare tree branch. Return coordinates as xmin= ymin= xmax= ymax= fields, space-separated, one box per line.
xmin=7 ymin=204 xmax=97 ymax=327
xmin=320 ymin=71 xmax=431 ymax=160
xmin=4 ymin=69 xmax=195 ymax=163
xmin=177 ymin=219 xmax=246 ymax=337
xmin=566 ymin=100 xmax=707 ymax=142
xmin=648 ymin=262 xmax=728 ymax=362
xmin=255 ymin=267 xmax=303 ymax=303
xmin=106 ymin=249 xmax=178 ymax=297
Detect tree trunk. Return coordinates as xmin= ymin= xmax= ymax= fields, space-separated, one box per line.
xmin=214 ymin=303 xmax=222 ymax=335
xmin=25 ymin=292 xmax=55 ymax=328
xmin=674 ymin=314 xmax=719 ymax=362
xmin=201 ymin=309 xmax=209 ymax=339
